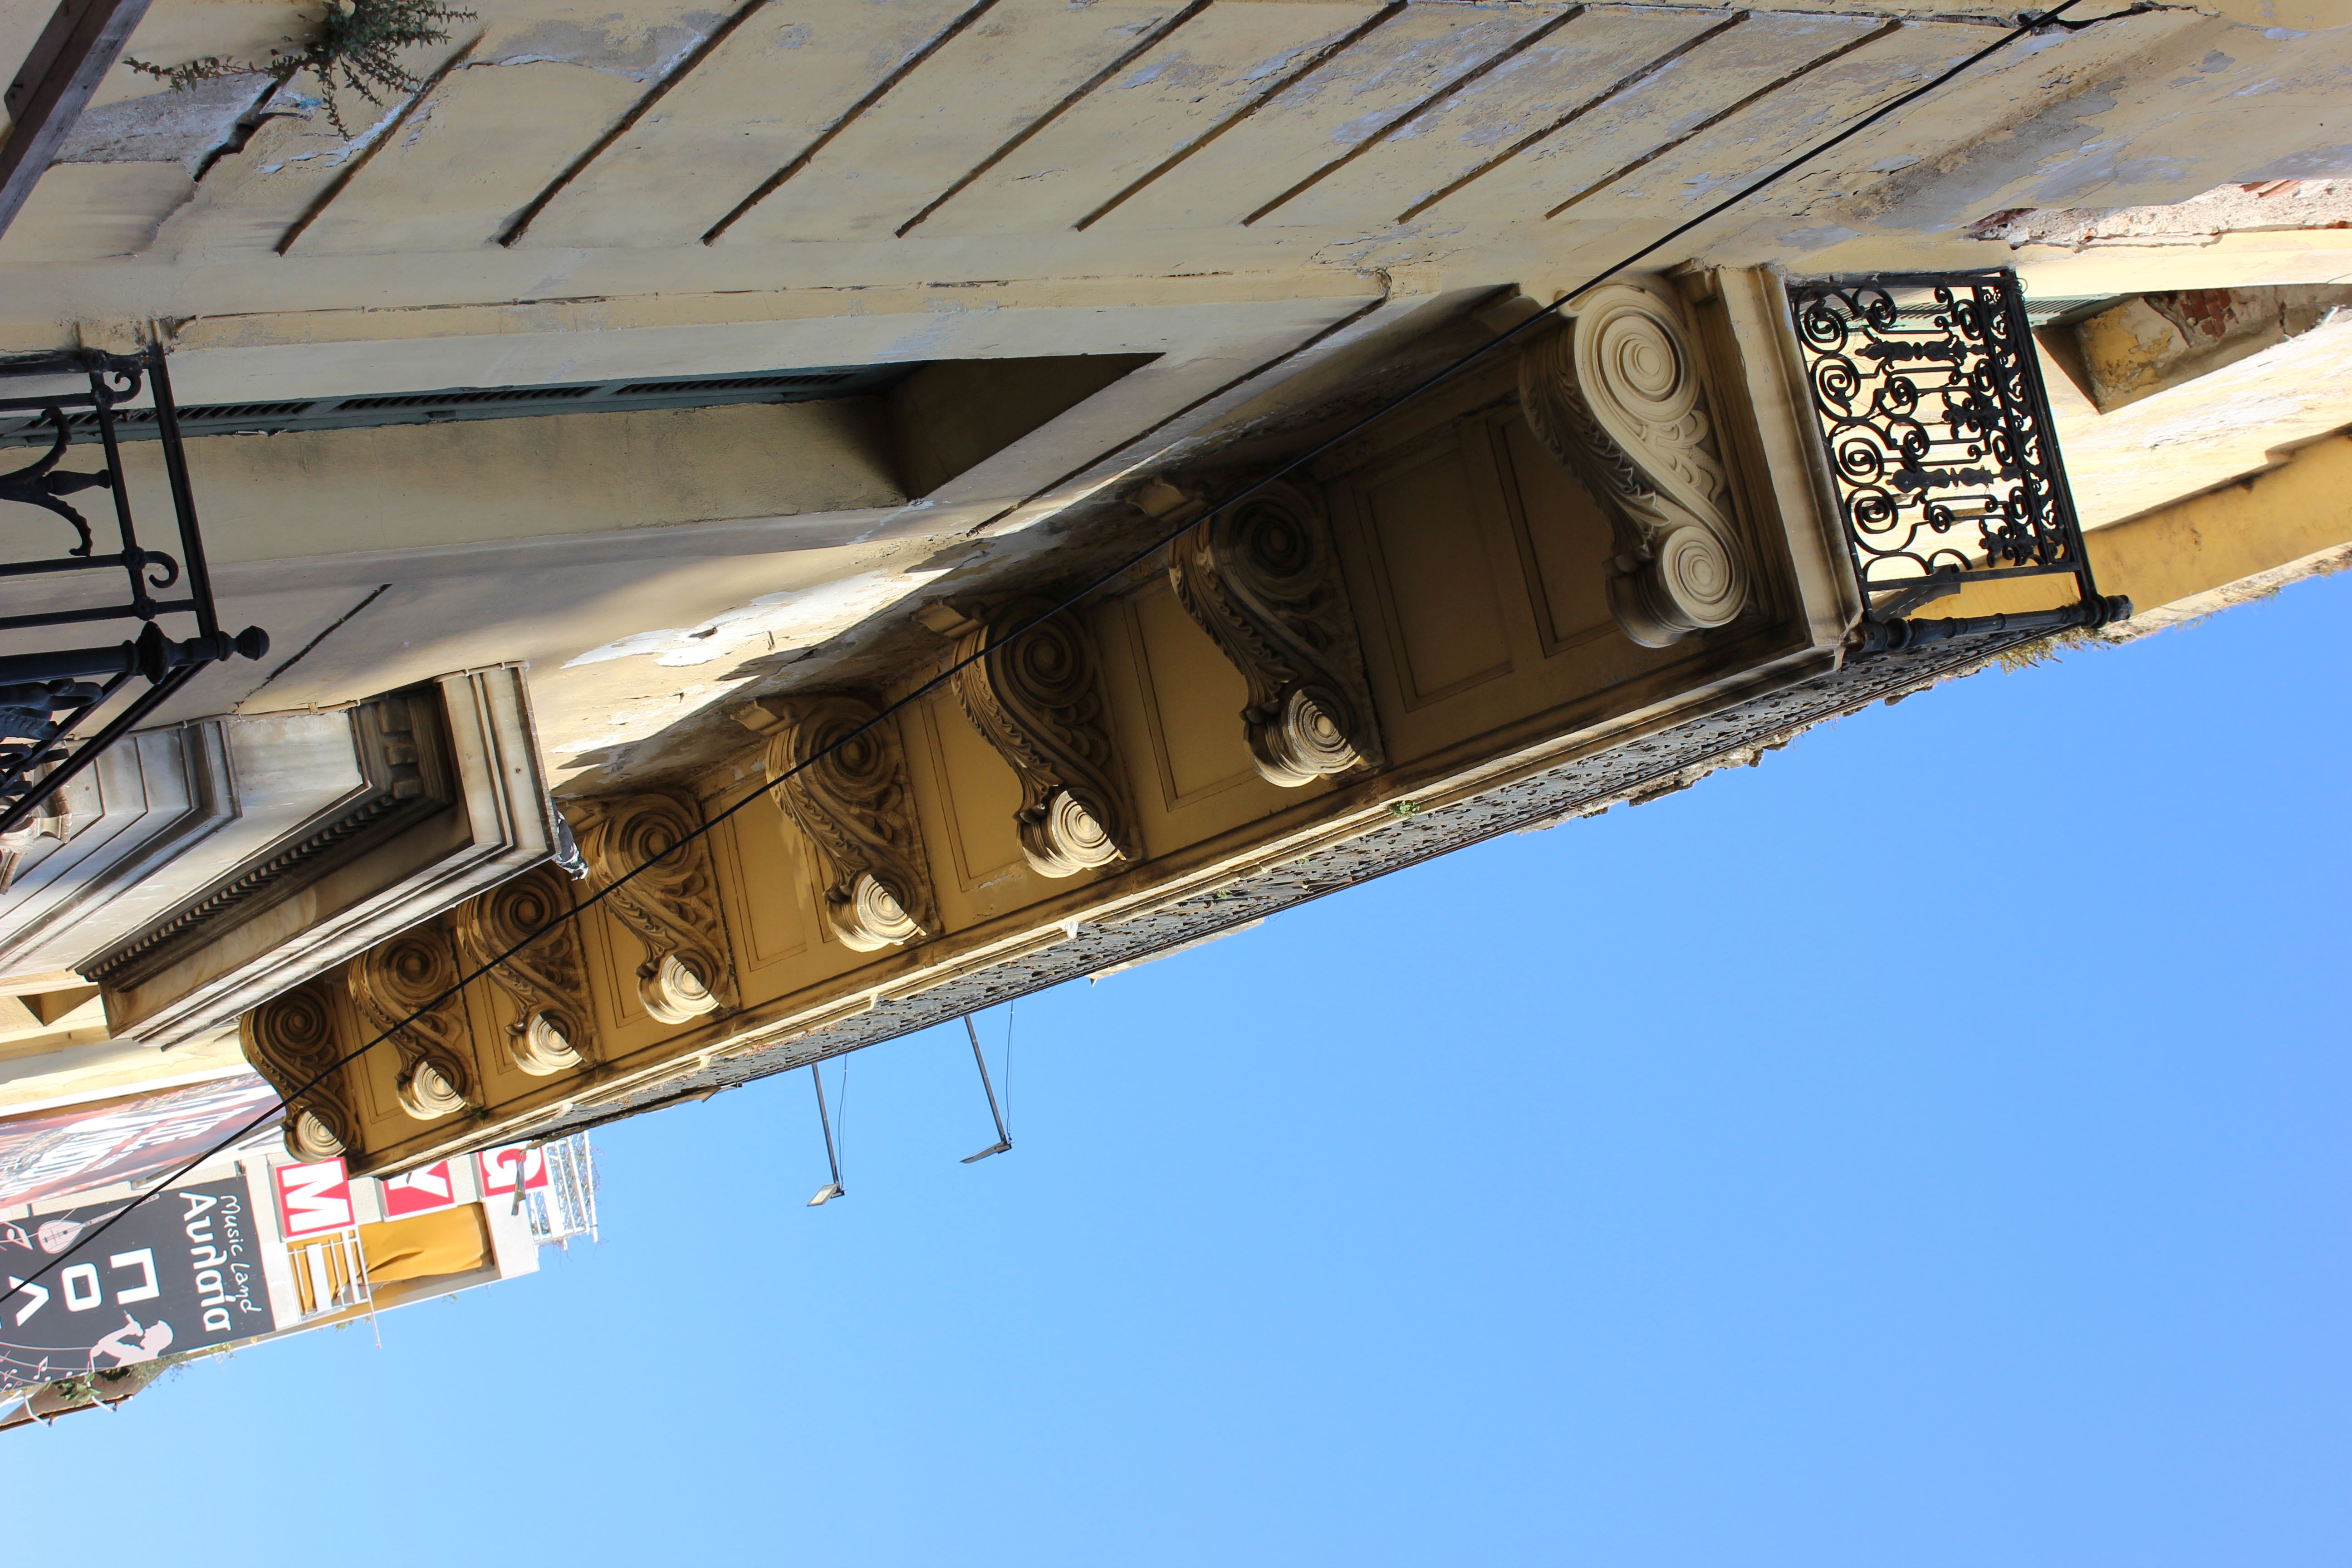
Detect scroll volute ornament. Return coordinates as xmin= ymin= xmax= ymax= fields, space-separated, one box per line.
xmin=347 ymin=928 xmax=478 ymax=1122
xmin=927 ymin=596 xmax=1136 ymax=878
xmin=454 ymin=864 xmax=597 ymax=1076
xmin=572 ymin=791 xmax=737 ymax=1026
xmin=242 ymin=977 xmax=356 ymax=1160
xmin=1167 ymin=479 xmax=1385 ymax=788
xmin=764 ymin=694 xmax=938 ymax=952
xmin=1518 ymin=283 xmax=1751 ymax=648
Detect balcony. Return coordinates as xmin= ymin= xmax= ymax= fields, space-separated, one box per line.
xmin=1784 ymin=270 xmax=2134 ymax=655
xmin=0 ymin=345 xmax=266 ymax=840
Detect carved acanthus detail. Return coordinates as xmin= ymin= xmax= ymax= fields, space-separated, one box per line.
xmin=764 ymin=694 xmax=937 ymax=951
xmin=454 ymin=864 xmax=597 ymax=1076
xmin=242 ymin=977 xmax=355 ymax=1160
xmin=347 ymin=928 xmax=477 ymax=1122
xmin=928 ymin=596 xmax=1135 ymax=878
xmin=1518 ymin=283 xmax=1751 ymax=648
xmin=1168 ymin=479 xmax=1384 ymax=788
xmin=573 ymin=791 xmax=736 ymax=1027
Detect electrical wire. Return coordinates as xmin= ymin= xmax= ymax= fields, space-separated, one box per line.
xmin=2 ymin=0 xmax=2085 ymax=1302
xmin=833 ymin=1057 xmax=850 ymax=1171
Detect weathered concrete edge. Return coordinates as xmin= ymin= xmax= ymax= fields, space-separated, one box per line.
xmin=495 ymin=627 xmax=2036 ymax=1150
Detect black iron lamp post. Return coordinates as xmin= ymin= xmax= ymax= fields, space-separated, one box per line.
xmin=0 ymin=343 xmax=268 ymax=838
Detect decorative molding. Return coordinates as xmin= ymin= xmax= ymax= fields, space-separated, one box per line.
xmin=501 ymin=629 xmax=2042 ymax=1150
xmin=572 ymin=791 xmax=737 ymax=1026
xmin=453 ymin=863 xmax=596 ymax=1076
xmin=87 ymin=686 xmax=454 ymax=990
xmin=241 ymin=977 xmax=356 ymax=1160
xmin=97 ymin=666 xmax=556 ymax=1053
xmin=1168 ymin=479 xmax=1384 ymax=788
xmin=764 ymin=694 xmax=937 ymax=951
xmin=346 ymin=928 xmax=476 ymax=1122
xmin=924 ymin=596 xmax=1136 ymax=878
xmin=0 ymin=789 xmax=74 ymax=897
xmin=1518 ymin=284 xmax=1752 ymax=648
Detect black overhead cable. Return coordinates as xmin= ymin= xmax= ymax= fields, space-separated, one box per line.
xmin=6 ymin=0 xmax=2087 ymax=1300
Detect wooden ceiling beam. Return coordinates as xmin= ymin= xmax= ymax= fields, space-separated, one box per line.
xmin=0 ymin=0 xmax=151 ymax=243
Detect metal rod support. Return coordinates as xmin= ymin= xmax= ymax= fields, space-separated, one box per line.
xmin=1854 ymin=594 xmax=2133 ymax=655
xmin=146 ymin=347 xmax=222 ymax=643
xmin=0 ymin=625 xmax=266 ymax=686
xmin=811 ymin=1063 xmax=842 ymax=1188
xmin=960 ymin=1014 xmax=1011 ymax=1163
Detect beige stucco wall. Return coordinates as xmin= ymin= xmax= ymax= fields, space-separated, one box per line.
xmin=5 ymin=0 xmax=2342 ymax=366
xmin=1 ymin=0 xmax=2345 ymax=795
xmin=2048 ymin=309 xmax=2352 ymax=532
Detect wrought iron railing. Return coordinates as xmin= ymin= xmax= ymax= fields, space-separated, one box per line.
xmin=1785 ymin=271 xmax=2131 ymax=655
xmin=0 ymin=345 xmax=267 ymax=837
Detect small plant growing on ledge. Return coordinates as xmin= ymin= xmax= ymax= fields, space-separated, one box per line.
xmin=124 ymin=0 xmax=474 ymax=138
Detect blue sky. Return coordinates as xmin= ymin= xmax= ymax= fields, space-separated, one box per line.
xmin=15 ymin=573 xmax=2348 ymax=1567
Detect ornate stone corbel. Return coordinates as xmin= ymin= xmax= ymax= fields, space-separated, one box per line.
xmin=1518 ymin=283 xmax=1751 ymax=648
xmin=572 ymin=791 xmax=737 ymax=1026
xmin=348 ymin=928 xmax=477 ymax=1121
xmin=764 ymin=694 xmax=937 ymax=951
xmin=453 ymin=863 xmax=597 ymax=1075
xmin=921 ymin=596 xmax=1136 ymax=878
xmin=1167 ymin=479 xmax=1384 ymax=787
xmin=243 ymin=977 xmax=357 ymax=1159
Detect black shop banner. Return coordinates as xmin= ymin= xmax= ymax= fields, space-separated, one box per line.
xmin=1 ymin=1175 xmax=278 ymax=1393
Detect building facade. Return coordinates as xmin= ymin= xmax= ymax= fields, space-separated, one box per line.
xmin=0 ymin=0 xmax=2345 ymax=1173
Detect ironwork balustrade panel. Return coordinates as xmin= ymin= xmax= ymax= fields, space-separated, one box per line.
xmin=0 ymin=345 xmax=265 ymax=841
xmin=1784 ymin=270 xmax=2129 ymax=654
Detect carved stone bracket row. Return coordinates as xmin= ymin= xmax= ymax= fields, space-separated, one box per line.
xmin=1518 ymin=283 xmax=1753 ymax=648
xmin=740 ymin=484 xmax=1389 ymax=963
xmin=756 ymin=592 xmax=1146 ymax=954
xmin=244 ymin=790 xmax=737 ymax=1160
xmin=248 ymin=510 xmax=1397 ymax=1152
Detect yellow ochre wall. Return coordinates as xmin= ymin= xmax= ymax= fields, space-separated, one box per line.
xmin=292 ymin=318 xmax=1852 ymax=1174
xmin=1921 ymin=433 xmax=2352 ymax=631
